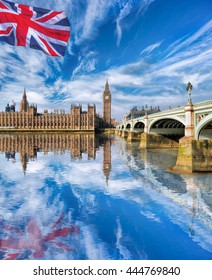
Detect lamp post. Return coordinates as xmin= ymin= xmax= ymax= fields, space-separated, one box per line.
xmin=184 ymin=82 xmax=194 ymax=138
xmin=186 ymin=82 xmax=193 ymax=104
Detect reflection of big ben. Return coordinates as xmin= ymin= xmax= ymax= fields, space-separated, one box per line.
xmin=103 ymin=138 xmax=111 ymax=186
xmin=103 ymin=80 xmax=111 ymax=126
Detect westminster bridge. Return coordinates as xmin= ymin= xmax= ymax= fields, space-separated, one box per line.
xmin=116 ymin=99 xmax=212 ymax=172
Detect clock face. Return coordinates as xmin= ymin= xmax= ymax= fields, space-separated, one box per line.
xmin=105 ymin=95 xmax=109 ymax=100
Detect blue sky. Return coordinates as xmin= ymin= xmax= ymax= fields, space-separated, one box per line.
xmin=0 ymin=0 xmax=211 ymax=120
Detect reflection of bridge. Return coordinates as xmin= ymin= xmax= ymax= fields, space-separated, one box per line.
xmin=116 ymin=100 xmax=212 ymax=172
xmin=116 ymin=139 xmax=212 ymax=251
xmin=117 ymin=100 xmax=212 ymax=140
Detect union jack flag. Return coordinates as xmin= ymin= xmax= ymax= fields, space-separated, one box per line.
xmin=0 ymin=0 xmax=70 ymax=56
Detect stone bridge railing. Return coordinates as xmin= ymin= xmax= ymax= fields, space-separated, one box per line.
xmin=117 ymin=99 xmax=212 ymax=140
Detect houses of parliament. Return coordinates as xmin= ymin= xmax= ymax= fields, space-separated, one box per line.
xmin=0 ymin=81 xmax=112 ymax=130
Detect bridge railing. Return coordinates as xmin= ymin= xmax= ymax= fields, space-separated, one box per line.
xmin=118 ymin=99 xmax=212 ymax=128
xmin=194 ymin=100 xmax=212 ymax=108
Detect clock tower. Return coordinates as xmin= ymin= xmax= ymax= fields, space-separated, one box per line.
xmin=103 ymin=80 xmax=111 ymax=126
xmin=103 ymin=137 xmax=111 ymax=186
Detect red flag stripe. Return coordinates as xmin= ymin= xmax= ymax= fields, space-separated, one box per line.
xmin=36 ymin=11 xmax=61 ymax=23
xmin=0 ymin=2 xmax=8 ymax=9
xmin=0 ymin=13 xmax=70 ymax=42
xmin=0 ymin=26 xmax=12 ymax=35
xmin=38 ymin=35 xmax=59 ymax=56
xmin=17 ymin=4 xmax=33 ymax=18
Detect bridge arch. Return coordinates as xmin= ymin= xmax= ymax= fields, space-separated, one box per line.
xmin=195 ymin=114 xmax=212 ymax=140
xmin=126 ymin=123 xmax=131 ymax=130
xmin=149 ymin=116 xmax=185 ymax=132
xmin=149 ymin=117 xmax=185 ymax=139
xmin=133 ymin=121 xmax=145 ymax=132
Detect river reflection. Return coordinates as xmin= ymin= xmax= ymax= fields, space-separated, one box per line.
xmin=0 ymin=133 xmax=211 ymax=260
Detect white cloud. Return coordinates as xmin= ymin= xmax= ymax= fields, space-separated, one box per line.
xmin=0 ymin=4 xmax=211 ymax=121
xmin=0 ymin=42 xmax=65 ymax=112
xmin=74 ymin=0 xmax=119 ymax=44
xmin=15 ymin=0 xmax=71 ymax=12
xmin=116 ymin=0 xmax=133 ymax=46
xmin=165 ymin=19 xmax=212 ymax=59
xmin=73 ymin=51 xmax=97 ymax=76
xmin=156 ymin=49 xmax=212 ymax=77
xmin=137 ymin=0 xmax=156 ymax=14
xmin=140 ymin=41 xmax=162 ymax=55
xmin=116 ymin=0 xmax=155 ymax=46
xmin=115 ymin=217 xmax=131 ymax=259
xmin=81 ymin=226 xmax=109 ymax=259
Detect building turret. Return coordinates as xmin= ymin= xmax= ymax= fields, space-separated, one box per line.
xmin=5 ymin=100 xmax=16 ymax=112
xmin=20 ymin=88 xmax=29 ymax=112
xmin=5 ymin=103 xmax=10 ymax=112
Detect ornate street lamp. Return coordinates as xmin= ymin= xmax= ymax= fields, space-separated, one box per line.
xmin=186 ymin=82 xmax=193 ymax=104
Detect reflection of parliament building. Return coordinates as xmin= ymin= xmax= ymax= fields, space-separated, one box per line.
xmin=0 ymin=134 xmax=112 ymax=182
xmin=0 ymin=81 xmax=112 ymax=130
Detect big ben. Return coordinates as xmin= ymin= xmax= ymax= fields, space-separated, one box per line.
xmin=102 ymin=137 xmax=111 ymax=186
xmin=103 ymin=80 xmax=111 ymax=126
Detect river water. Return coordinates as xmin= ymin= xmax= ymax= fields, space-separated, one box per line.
xmin=0 ymin=133 xmax=211 ymax=260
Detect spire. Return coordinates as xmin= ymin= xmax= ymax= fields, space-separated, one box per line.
xmin=105 ymin=79 xmax=109 ymax=90
xmin=105 ymin=172 xmax=110 ymax=187
xmin=102 ymin=139 xmax=111 ymax=187
xmin=104 ymin=79 xmax=111 ymax=95
xmin=23 ymin=88 xmax=26 ymax=98
xmin=20 ymin=88 xmax=29 ymax=112
xmin=20 ymin=152 xmax=28 ymax=176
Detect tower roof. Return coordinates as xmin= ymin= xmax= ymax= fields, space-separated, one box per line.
xmin=105 ymin=79 xmax=109 ymax=90
xmin=20 ymin=88 xmax=29 ymax=112
xmin=104 ymin=79 xmax=111 ymax=94
xmin=22 ymin=88 xmax=27 ymax=99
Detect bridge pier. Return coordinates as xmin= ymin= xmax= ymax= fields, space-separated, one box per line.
xmin=170 ymin=102 xmax=212 ymax=172
xmin=115 ymin=129 xmax=121 ymax=136
xmin=171 ymin=138 xmax=212 ymax=172
xmin=127 ymin=131 xmax=141 ymax=141
xmin=139 ymin=132 xmax=179 ymax=149
xmin=121 ymin=130 xmax=128 ymax=138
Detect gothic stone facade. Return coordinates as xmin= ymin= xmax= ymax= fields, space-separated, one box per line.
xmin=0 ymin=82 xmax=112 ymax=130
xmin=0 ymin=90 xmax=100 ymax=131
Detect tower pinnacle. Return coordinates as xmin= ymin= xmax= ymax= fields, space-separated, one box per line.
xmin=105 ymin=79 xmax=110 ymax=92
xmin=20 ymin=88 xmax=29 ymax=112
